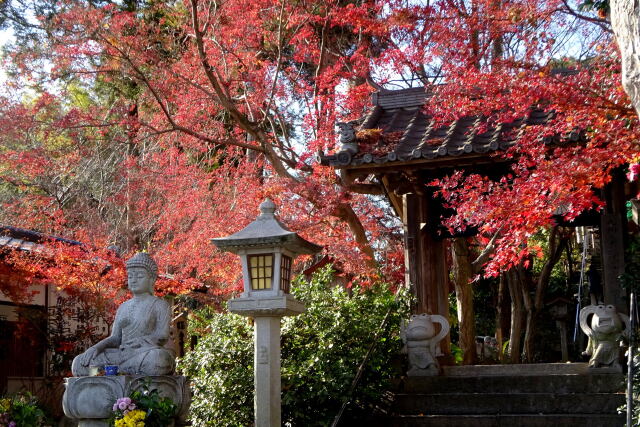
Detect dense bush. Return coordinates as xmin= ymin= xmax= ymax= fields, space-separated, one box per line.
xmin=620 ymin=236 xmax=640 ymax=426
xmin=178 ymin=266 xmax=410 ymax=426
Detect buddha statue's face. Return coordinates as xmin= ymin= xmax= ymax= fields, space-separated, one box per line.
xmin=127 ymin=266 xmax=154 ymax=295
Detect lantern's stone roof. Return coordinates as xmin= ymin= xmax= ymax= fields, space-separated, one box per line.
xmin=211 ymin=199 xmax=322 ymax=255
xmin=318 ymin=87 xmax=582 ymax=169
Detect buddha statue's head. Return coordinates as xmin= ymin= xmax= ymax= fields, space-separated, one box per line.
xmin=126 ymin=252 xmax=158 ymax=295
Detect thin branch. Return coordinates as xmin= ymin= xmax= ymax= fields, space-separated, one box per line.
xmin=168 ymin=69 xmax=218 ymax=100
xmin=472 ymin=229 xmax=501 ymax=273
xmin=190 ymin=0 xmax=296 ymax=180
xmin=128 ymin=58 xmax=263 ymax=152
xmin=262 ymin=0 xmax=287 ymax=122
xmin=338 ymin=170 xmax=384 ymax=195
xmin=559 ymin=0 xmax=612 ymax=33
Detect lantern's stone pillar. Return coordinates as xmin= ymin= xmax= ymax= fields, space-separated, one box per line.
xmin=254 ymin=316 xmax=282 ymax=427
xmin=227 ymin=296 xmax=305 ymax=427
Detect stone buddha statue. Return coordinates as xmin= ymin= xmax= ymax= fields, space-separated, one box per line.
xmin=71 ymin=252 xmax=175 ymax=376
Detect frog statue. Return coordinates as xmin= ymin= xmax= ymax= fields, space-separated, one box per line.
xmin=71 ymin=252 xmax=175 ymax=376
xmin=401 ymin=313 xmax=450 ymax=376
xmin=579 ymin=304 xmax=630 ymax=370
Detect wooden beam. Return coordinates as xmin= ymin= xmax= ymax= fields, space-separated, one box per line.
xmin=342 ymin=153 xmax=504 ymax=172
xmin=382 ymin=175 xmax=403 ymax=218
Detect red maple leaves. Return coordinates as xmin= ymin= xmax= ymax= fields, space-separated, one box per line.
xmin=0 ymin=0 xmax=636 ymax=300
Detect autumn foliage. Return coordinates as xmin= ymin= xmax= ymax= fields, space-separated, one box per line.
xmin=0 ymin=0 xmax=637 ymax=301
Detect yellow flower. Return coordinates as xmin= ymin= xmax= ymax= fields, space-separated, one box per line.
xmin=0 ymin=398 xmax=10 ymax=412
xmin=123 ymin=409 xmax=146 ymax=427
xmin=115 ymin=409 xmax=146 ymax=427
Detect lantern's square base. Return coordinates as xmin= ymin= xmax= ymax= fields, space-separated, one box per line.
xmin=228 ymin=295 xmax=305 ymax=317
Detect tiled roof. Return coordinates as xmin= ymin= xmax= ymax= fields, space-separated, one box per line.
xmin=319 ymin=87 xmax=568 ymax=168
xmin=0 ymin=225 xmax=82 ymax=253
xmin=0 ymin=235 xmax=44 ymax=253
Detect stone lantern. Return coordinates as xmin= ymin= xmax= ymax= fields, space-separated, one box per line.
xmin=547 ymin=296 xmax=573 ymax=362
xmin=212 ymin=198 xmax=321 ymax=427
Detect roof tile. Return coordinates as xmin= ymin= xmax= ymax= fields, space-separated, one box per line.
xmin=319 ymin=88 xmax=560 ymax=168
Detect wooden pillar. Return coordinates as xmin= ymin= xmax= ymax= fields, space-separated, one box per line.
xmin=600 ymin=170 xmax=627 ymax=313
xmin=403 ymin=193 xmax=452 ymax=359
xmin=403 ymin=193 xmax=421 ymax=308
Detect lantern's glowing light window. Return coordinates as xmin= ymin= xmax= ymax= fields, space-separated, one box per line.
xmin=280 ymin=255 xmax=292 ymax=293
xmin=249 ymin=255 xmax=273 ymax=290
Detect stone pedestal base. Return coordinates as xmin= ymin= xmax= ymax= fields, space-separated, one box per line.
xmin=63 ymin=375 xmax=190 ymax=426
xmin=77 ymin=420 xmax=109 ymax=427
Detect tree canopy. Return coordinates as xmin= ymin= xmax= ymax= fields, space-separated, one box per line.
xmin=0 ymin=0 xmax=637 ymax=298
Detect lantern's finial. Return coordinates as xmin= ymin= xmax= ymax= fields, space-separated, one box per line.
xmin=259 ymin=198 xmax=276 ymax=218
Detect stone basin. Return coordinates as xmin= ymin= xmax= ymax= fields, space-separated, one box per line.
xmin=63 ymin=375 xmax=190 ymax=426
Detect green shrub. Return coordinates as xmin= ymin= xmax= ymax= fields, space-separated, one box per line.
xmin=178 ymin=266 xmax=410 ymax=426
xmin=0 ymin=392 xmax=48 ymax=427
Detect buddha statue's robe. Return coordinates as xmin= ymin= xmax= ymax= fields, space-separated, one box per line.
xmin=71 ymin=296 xmax=175 ymax=376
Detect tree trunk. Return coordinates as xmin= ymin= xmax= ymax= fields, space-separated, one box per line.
xmin=611 ymin=0 xmax=640 ymax=118
xmin=452 ymin=237 xmax=478 ymax=365
xmin=517 ymin=265 xmax=535 ymax=363
xmin=522 ymin=227 xmax=567 ymax=362
xmin=523 ymin=309 xmax=536 ymax=363
xmin=496 ymin=273 xmax=510 ymax=362
xmin=507 ymin=269 xmax=525 ymax=363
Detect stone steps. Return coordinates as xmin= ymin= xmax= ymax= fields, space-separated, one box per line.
xmin=396 ymin=373 xmax=623 ymax=394
xmin=441 ymin=362 xmax=593 ymax=376
xmin=393 ymin=392 xmax=624 ymax=414
xmin=386 ymin=414 xmax=625 ymax=427
xmin=381 ymin=363 xmax=626 ymax=427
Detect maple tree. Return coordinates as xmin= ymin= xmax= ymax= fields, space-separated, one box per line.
xmin=0 ymin=0 xmax=403 ymax=300
xmin=0 ymin=0 xmax=637 ymax=363
xmin=398 ymin=0 xmax=638 ymax=362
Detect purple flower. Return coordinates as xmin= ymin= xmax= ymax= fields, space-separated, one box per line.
xmin=115 ymin=397 xmax=133 ymax=411
xmin=128 ymin=404 xmax=136 ymax=411
xmin=9 ymin=421 xmax=16 ymax=427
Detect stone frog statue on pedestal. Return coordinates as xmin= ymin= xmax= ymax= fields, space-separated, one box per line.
xmin=72 ymin=252 xmax=175 ymax=376
xmin=579 ymin=304 xmax=630 ymax=370
xmin=401 ymin=313 xmax=450 ymax=376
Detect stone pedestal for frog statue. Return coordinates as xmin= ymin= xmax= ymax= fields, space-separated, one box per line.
xmin=579 ymin=304 xmax=630 ymax=370
xmin=63 ymin=253 xmax=190 ymax=426
xmin=401 ymin=313 xmax=450 ymax=376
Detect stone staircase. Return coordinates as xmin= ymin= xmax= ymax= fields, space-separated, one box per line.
xmin=381 ymin=363 xmax=626 ymax=427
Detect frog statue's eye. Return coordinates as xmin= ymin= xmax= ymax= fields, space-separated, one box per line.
xmin=606 ymin=305 xmax=614 ymax=310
